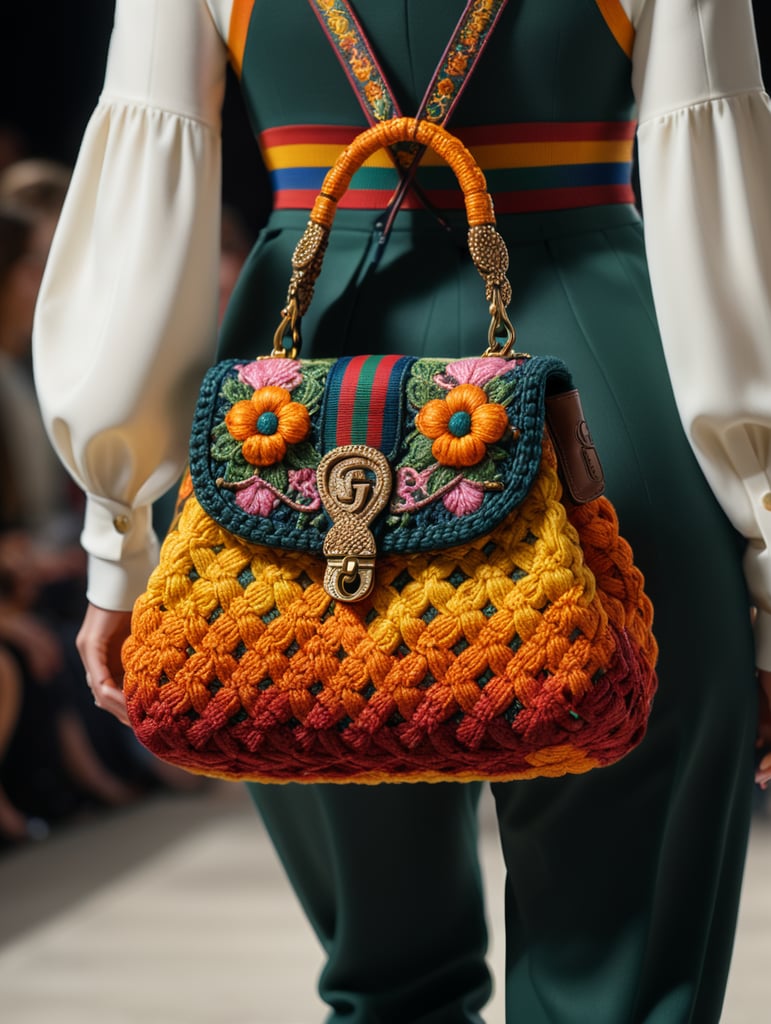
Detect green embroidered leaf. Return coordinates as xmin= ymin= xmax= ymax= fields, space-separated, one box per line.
xmin=311 ymin=514 xmax=327 ymax=530
xmin=489 ymin=444 xmax=509 ymax=462
xmin=406 ymin=360 xmax=445 ymax=409
xmin=485 ymin=375 xmax=517 ymax=405
xmin=399 ymin=430 xmax=434 ymax=470
xmin=261 ymin=464 xmax=288 ymax=492
xmin=221 ymin=377 xmax=252 ymax=404
xmin=284 ymin=441 xmax=320 ymax=470
xmin=463 ymin=456 xmax=496 ymax=484
xmin=210 ymin=427 xmax=241 ymax=463
xmin=225 ymin=455 xmax=255 ymax=484
xmin=294 ymin=361 xmax=333 ymax=415
xmin=427 ymin=465 xmax=457 ymax=495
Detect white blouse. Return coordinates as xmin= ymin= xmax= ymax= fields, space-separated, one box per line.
xmin=32 ymin=0 xmax=771 ymax=668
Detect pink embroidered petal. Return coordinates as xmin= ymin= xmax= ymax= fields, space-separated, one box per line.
xmin=234 ymin=478 xmax=279 ymax=517
xmin=436 ymin=357 xmax=512 ymax=389
xmin=288 ymin=468 xmax=321 ymax=507
xmin=442 ymin=477 xmax=485 ymax=516
xmin=395 ymin=466 xmax=433 ymax=506
xmin=236 ymin=360 xmax=303 ymax=392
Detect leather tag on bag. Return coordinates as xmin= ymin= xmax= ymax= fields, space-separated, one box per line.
xmin=545 ymin=389 xmax=605 ymax=504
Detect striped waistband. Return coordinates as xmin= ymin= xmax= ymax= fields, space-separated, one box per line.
xmin=259 ymin=121 xmax=637 ymax=215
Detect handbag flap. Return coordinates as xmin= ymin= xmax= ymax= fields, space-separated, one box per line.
xmin=189 ymin=353 xmax=573 ymax=554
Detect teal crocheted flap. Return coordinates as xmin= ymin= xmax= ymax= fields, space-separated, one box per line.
xmin=189 ymin=353 xmax=573 ymax=554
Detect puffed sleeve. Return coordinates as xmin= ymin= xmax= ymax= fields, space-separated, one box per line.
xmin=627 ymin=0 xmax=771 ymax=668
xmin=32 ymin=0 xmax=230 ymax=611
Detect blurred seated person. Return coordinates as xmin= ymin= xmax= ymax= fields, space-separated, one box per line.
xmin=0 ymin=190 xmax=198 ymax=838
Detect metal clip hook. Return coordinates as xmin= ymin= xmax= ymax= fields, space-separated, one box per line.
xmin=317 ymin=446 xmax=392 ymax=603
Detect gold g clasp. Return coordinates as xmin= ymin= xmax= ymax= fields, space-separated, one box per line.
xmin=316 ymin=445 xmax=392 ymax=602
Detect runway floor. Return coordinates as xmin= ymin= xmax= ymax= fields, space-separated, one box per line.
xmin=1 ymin=782 xmax=770 ymax=1023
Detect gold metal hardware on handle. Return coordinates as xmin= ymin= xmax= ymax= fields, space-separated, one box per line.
xmin=317 ymin=445 xmax=393 ymax=602
xmin=484 ymin=287 xmax=516 ymax=356
xmin=272 ymin=298 xmax=303 ymax=359
xmin=272 ymin=119 xmax=518 ymax=361
xmin=467 ymin=224 xmax=512 ymax=308
xmin=286 ymin=220 xmax=329 ymax=317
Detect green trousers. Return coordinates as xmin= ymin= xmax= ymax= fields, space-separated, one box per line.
xmin=249 ymin=669 xmax=755 ymax=1023
xmin=223 ymin=206 xmax=758 ymax=1022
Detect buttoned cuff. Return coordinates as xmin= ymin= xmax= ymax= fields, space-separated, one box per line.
xmin=81 ymin=497 xmax=160 ymax=610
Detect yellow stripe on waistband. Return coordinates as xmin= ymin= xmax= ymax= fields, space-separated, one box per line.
xmin=461 ymin=139 xmax=634 ymax=169
xmin=262 ymin=143 xmax=396 ymax=170
xmin=262 ymin=138 xmax=635 ymax=172
xmin=594 ymin=0 xmax=635 ymax=59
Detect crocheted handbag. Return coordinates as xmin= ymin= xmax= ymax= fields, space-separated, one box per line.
xmin=122 ymin=118 xmax=658 ymax=784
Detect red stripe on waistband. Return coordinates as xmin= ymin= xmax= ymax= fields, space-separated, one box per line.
xmin=261 ymin=125 xmax=365 ymax=148
xmin=272 ymin=183 xmax=636 ymax=214
xmin=261 ymin=120 xmax=638 ymax=150
xmin=458 ymin=121 xmax=637 ymax=145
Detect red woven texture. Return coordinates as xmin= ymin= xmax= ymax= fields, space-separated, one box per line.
xmin=122 ymin=461 xmax=657 ymax=783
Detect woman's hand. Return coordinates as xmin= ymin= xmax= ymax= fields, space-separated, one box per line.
xmin=755 ymin=668 xmax=771 ymax=788
xmin=76 ymin=603 xmax=133 ymax=726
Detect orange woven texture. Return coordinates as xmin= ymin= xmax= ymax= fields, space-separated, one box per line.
xmin=123 ymin=455 xmax=657 ymax=784
xmin=310 ymin=117 xmax=495 ymax=230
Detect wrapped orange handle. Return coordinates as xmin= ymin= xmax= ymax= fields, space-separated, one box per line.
xmin=310 ymin=117 xmax=495 ymax=230
xmin=276 ymin=117 xmax=512 ymax=358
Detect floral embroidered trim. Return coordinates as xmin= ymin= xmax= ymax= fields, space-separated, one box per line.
xmin=309 ymin=0 xmax=396 ymax=124
xmin=194 ymin=352 xmax=571 ymax=555
xmin=209 ymin=355 xmax=521 ymax=531
xmin=388 ymin=357 xmax=517 ymax=523
xmin=422 ymin=0 xmax=507 ymax=124
xmin=209 ymin=357 xmax=329 ymax=524
xmin=415 ymin=383 xmax=509 ymax=468
xmin=308 ymin=0 xmax=508 ymax=168
xmin=225 ymin=386 xmax=311 ymax=466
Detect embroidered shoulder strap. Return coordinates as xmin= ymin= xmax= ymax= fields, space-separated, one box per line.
xmin=309 ymin=0 xmax=508 ymax=136
xmin=308 ymin=0 xmax=508 ymax=251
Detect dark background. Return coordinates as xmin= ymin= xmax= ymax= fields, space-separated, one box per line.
xmin=1 ymin=1 xmax=769 ymax=233
xmin=0 ymin=1 xmax=268 ymax=232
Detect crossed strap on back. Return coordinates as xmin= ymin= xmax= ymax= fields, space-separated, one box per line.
xmin=308 ymin=0 xmax=509 ymax=249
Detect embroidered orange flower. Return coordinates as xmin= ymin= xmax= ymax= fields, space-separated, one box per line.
xmin=225 ymin=386 xmax=310 ymax=467
xmin=446 ymin=52 xmax=469 ymax=77
xmin=351 ymin=54 xmax=373 ymax=82
xmin=365 ymin=81 xmax=384 ymax=104
xmin=437 ymin=77 xmax=455 ymax=97
xmin=415 ymin=384 xmax=508 ymax=468
xmin=328 ymin=13 xmax=351 ymax=36
xmin=470 ymin=11 xmax=490 ymax=32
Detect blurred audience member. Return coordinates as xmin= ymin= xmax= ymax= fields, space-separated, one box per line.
xmin=0 ymin=164 xmax=81 ymax=548
xmin=0 ymin=166 xmax=195 ymax=845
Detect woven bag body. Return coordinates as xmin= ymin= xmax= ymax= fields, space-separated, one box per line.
xmin=122 ymin=119 xmax=657 ymax=783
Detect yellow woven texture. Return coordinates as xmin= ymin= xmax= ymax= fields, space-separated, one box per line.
xmin=122 ymin=453 xmax=639 ymax=782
